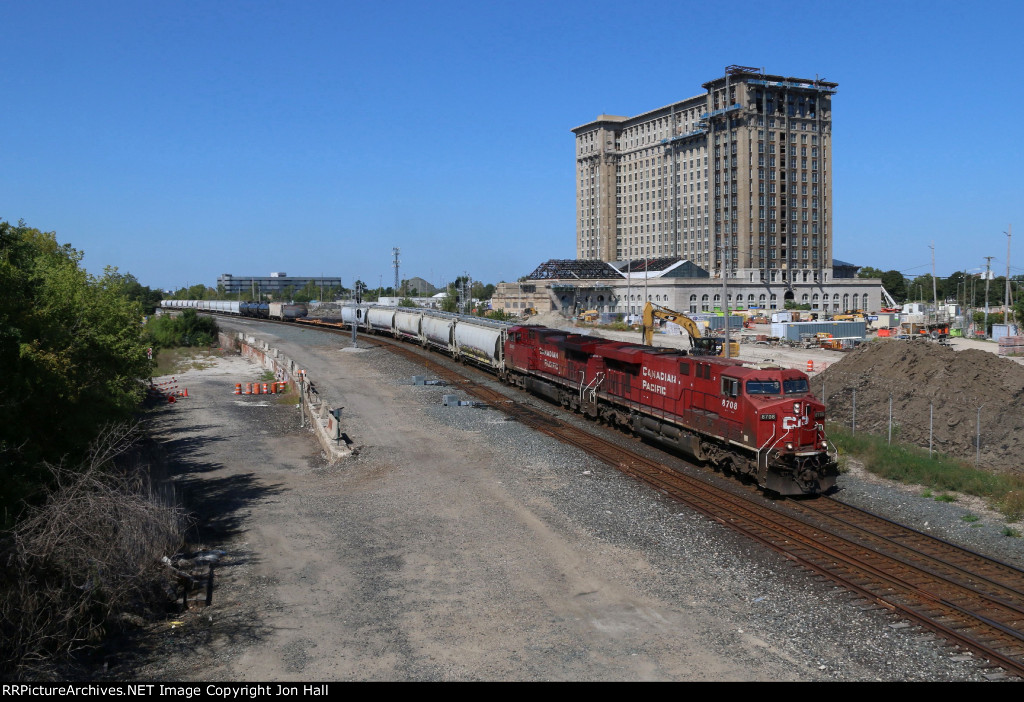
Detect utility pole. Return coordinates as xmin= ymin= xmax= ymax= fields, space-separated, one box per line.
xmin=984 ymin=256 xmax=994 ymax=337
xmin=721 ymin=239 xmax=731 ymax=357
xmin=1007 ymin=225 xmax=1013 ymax=322
xmin=626 ymin=258 xmax=632 ymax=321
xmin=930 ymin=242 xmax=938 ymax=312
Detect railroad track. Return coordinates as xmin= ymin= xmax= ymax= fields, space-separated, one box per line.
xmin=254 ymin=316 xmax=1024 ymax=677
xmin=367 ymin=334 xmax=1024 ymax=678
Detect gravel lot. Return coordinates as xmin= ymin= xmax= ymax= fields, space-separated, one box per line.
xmin=121 ymin=318 xmax=1024 ymax=682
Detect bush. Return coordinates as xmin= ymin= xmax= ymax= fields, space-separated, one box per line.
xmin=146 ymin=309 xmax=218 ymax=348
xmin=0 ymin=425 xmax=186 ymax=679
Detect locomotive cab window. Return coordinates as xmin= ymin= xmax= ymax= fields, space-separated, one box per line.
xmin=746 ymin=379 xmax=781 ymax=395
xmin=721 ymin=377 xmax=739 ymax=398
xmin=678 ymin=362 xmax=690 ymax=376
xmin=783 ymin=378 xmax=810 ymax=394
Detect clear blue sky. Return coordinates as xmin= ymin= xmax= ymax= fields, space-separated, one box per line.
xmin=3 ymin=0 xmax=1022 ymax=291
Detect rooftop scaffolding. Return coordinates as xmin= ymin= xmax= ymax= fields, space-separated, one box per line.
xmin=527 ymin=259 xmax=623 ymax=280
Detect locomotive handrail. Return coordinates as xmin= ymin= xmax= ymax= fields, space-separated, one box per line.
xmin=761 ymin=425 xmax=794 ymax=469
xmin=756 ymin=425 xmax=778 ymax=469
xmin=817 ymin=422 xmax=839 ymax=463
xmin=582 ymin=373 xmax=605 ymax=405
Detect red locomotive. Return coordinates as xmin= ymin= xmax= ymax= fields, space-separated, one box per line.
xmin=502 ymin=325 xmax=838 ymax=495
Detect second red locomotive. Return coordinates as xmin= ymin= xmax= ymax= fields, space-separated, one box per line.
xmin=502 ymin=325 xmax=838 ymax=495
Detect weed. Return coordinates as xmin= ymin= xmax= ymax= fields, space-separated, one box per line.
xmin=1002 ymin=526 xmax=1021 ymax=538
xmin=935 ymin=494 xmax=957 ymax=503
xmin=961 ymin=514 xmax=980 ymax=523
xmin=826 ymin=422 xmax=1024 ymax=521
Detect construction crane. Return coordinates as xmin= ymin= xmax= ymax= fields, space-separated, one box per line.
xmin=880 ymin=285 xmax=900 ymax=312
xmin=640 ymin=302 xmax=739 ymax=357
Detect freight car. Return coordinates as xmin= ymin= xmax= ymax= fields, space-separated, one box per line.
xmin=160 ymin=300 xmax=307 ymax=321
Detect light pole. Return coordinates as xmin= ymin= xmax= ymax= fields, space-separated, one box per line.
xmin=1006 ymin=225 xmax=1012 ymax=322
xmin=984 ymin=256 xmax=994 ymax=337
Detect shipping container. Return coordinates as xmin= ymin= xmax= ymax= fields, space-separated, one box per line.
xmin=771 ymin=321 xmax=867 ymax=342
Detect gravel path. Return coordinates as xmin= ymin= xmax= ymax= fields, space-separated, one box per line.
xmin=122 ymin=319 xmax=1024 ymax=681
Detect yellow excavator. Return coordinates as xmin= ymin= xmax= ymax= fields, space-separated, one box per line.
xmin=641 ymin=301 xmax=740 ymax=357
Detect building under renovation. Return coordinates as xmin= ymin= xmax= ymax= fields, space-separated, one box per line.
xmin=491 ymin=257 xmax=880 ymax=318
xmin=572 ymin=65 xmax=837 ymax=286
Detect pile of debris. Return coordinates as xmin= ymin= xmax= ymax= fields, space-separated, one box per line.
xmin=817 ymin=340 xmax=1024 ymax=473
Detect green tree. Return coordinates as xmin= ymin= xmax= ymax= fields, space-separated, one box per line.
xmin=0 ymin=221 xmax=152 ymax=521
xmin=879 ymin=270 xmax=908 ymax=303
xmin=439 ymin=289 xmax=458 ymax=313
xmin=908 ymin=274 xmax=947 ymax=303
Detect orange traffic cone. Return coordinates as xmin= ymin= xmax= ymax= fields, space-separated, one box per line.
xmin=806 ymin=360 xmax=814 ymax=372
xmin=262 ymin=383 xmax=269 ymax=394
xmin=234 ymin=384 xmax=242 ymax=395
xmin=182 ymin=388 xmax=188 ymax=398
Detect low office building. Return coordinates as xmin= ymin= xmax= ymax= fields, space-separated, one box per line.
xmin=217 ymin=272 xmax=342 ymax=297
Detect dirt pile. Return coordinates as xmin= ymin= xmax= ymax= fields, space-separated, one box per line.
xmin=817 ymin=340 xmax=1024 ymax=472
xmin=524 ymin=310 xmax=573 ymax=330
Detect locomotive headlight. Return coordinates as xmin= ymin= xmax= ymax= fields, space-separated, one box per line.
xmin=786 ymin=442 xmax=794 ymax=450
xmin=793 ymin=402 xmax=801 ymax=413
xmin=820 ymin=442 xmax=828 ymax=449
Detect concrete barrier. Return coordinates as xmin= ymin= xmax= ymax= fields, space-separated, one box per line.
xmin=219 ymin=331 xmax=352 ymax=462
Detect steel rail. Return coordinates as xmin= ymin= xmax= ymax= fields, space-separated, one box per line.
xmin=271 ymin=316 xmax=1024 ymax=676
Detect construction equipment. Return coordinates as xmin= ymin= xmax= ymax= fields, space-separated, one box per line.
xmin=576 ymin=309 xmax=599 ymax=323
xmin=879 ymin=285 xmax=900 ymax=313
xmin=641 ymin=302 xmax=740 ymax=357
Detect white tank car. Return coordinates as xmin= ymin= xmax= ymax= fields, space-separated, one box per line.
xmin=367 ymin=306 xmax=396 ymax=333
xmin=422 ymin=314 xmax=455 ymax=351
xmin=453 ymin=319 xmax=504 ymax=369
xmin=341 ymin=305 xmax=369 ymax=329
xmin=394 ymin=309 xmax=423 ymax=341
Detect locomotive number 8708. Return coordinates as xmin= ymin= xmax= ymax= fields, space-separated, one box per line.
xmin=501 ymin=325 xmax=838 ymax=495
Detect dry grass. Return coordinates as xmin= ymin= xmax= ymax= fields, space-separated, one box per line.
xmin=0 ymin=424 xmax=188 ymax=679
xmin=152 ymin=347 xmax=223 ymax=377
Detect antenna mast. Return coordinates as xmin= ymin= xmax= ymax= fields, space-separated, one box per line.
xmin=393 ymin=247 xmax=401 ymax=296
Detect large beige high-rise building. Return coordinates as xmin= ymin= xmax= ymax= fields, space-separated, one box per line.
xmin=572 ymin=66 xmax=837 ymax=285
